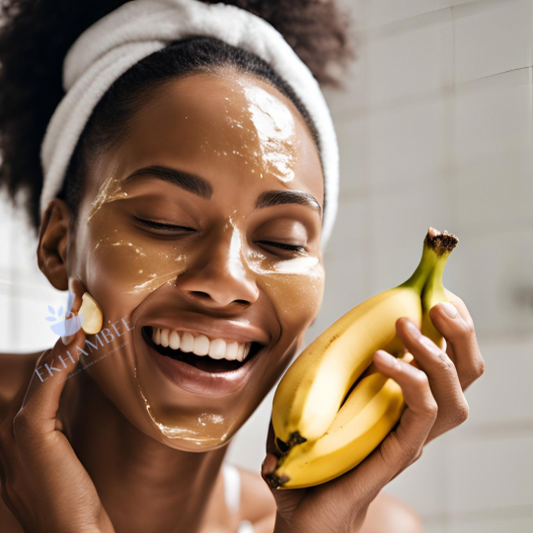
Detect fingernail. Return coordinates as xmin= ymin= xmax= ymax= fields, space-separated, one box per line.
xmin=375 ymin=350 xmax=399 ymax=368
xmin=439 ymin=302 xmax=458 ymax=319
xmin=405 ymin=320 xmax=421 ymax=338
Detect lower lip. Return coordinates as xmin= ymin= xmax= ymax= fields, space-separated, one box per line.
xmin=142 ymin=329 xmax=261 ymax=397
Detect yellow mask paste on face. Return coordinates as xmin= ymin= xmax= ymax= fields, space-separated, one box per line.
xmin=75 ymin=73 xmax=324 ymax=447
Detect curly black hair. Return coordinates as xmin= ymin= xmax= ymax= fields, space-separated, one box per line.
xmin=0 ymin=0 xmax=355 ymax=238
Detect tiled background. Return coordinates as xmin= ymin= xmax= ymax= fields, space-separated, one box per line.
xmin=1 ymin=0 xmax=532 ymax=531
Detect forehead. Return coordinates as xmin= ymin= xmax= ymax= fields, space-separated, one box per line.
xmin=92 ymin=70 xmax=324 ymax=206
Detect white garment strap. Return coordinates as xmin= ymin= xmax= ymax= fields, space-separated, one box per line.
xmin=238 ymin=519 xmax=255 ymax=533
xmin=222 ymin=462 xmax=241 ymax=515
xmin=222 ymin=463 xmax=255 ymax=533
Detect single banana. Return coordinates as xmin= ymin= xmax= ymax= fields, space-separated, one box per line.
xmin=266 ymin=352 xmax=415 ymax=489
xmin=271 ymin=227 xmax=458 ymax=455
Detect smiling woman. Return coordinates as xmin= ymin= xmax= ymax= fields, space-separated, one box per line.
xmin=0 ymin=1 xmax=432 ymax=533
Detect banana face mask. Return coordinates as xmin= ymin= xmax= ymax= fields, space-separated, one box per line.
xmin=69 ymin=72 xmax=325 ymax=449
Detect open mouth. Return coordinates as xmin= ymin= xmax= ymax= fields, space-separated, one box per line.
xmin=141 ymin=326 xmax=264 ymax=373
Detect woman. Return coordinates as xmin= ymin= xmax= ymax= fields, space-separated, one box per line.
xmin=0 ymin=1 xmax=485 ymax=532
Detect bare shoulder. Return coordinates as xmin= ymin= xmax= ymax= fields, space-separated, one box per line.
xmin=237 ymin=466 xmax=276 ymax=529
xmin=0 ymin=350 xmax=43 ymax=419
xmin=362 ymin=491 xmax=423 ymax=533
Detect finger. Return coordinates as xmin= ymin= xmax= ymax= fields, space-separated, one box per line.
xmin=13 ymin=286 xmax=87 ymax=439
xmin=347 ymin=350 xmax=438 ymax=494
xmin=428 ymin=301 xmax=485 ymax=390
xmin=396 ymin=317 xmax=470 ymax=429
xmin=443 ymin=288 xmax=475 ymax=328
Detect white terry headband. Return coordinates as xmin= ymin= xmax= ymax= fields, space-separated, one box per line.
xmin=40 ymin=0 xmax=340 ymax=249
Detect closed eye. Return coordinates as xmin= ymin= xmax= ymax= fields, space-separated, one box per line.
xmin=257 ymin=241 xmax=305 ymax=253
xmin=133 ymin=216 xmax=195 ymax=232
xmin=134 ymin=217 xmax=305 ymax=255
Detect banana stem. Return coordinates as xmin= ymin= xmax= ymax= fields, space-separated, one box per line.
xmin=399 ymin=227 xmax=458 ymax=293
xmin=420 ymin=246 xmax=457 ymax=347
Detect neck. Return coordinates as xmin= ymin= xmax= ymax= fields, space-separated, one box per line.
xmin=61 ymin=367 xmax=229 ymax=533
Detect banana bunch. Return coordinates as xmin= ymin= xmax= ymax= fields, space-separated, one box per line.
xmin=266 ymin=227 xmax=458 ymax=490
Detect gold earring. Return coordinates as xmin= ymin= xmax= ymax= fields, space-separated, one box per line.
xmin=78 ymin=292 xmax=103 ymax=334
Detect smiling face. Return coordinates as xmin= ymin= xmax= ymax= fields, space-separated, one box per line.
xmin=54 ymin=70 xmax=325 ymax=450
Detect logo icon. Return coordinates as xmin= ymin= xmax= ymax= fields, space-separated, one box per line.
xmin=46 ymin=292 xmax=84 ymax=336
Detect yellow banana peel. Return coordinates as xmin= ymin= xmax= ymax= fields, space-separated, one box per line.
xmin=267 ymin=227 xmax=458 ymax=489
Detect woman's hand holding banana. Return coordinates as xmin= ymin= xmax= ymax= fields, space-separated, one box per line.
xmin=262 ymin=294 xmax=485 ymax=533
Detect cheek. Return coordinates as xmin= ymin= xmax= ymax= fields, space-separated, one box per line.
xmin=246 ymin=252 xmax=325 ymax=334
xmin=78 ymin=221 xmax=189 ymax=321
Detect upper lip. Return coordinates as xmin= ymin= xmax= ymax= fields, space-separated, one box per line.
xmin=142 ymin=315 xmax=270 ymax=346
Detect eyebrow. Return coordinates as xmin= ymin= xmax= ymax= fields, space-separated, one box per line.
xmin=122 ymin=165 xmax=322 ymax=217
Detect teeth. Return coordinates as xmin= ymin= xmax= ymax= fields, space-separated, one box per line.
xmin=181 ymin=332 xmax=195 ymax=352
xmin=160 ymin=329 xmax=169 ymax=348
xmin=169 ymin=330 xmax=180 ymax=350
xmin=225 ymin=341 xmax=239 ymax=361
xmin=193 ymin=335 xmax=209 ymax=356
xmin=151 ymin=328 xmax=255 ymax=363
xmin=208 ymin=339 xmax=226 ymax=360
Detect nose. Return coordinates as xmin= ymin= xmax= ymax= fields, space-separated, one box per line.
xmin=174 ymin=227 xmax=260 ymax=309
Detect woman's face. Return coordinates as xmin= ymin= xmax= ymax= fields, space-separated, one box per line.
xmin=65 ymin=70 xmax=325 ymax=450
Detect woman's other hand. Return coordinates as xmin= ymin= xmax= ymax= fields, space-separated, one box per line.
xmin=261 ymin=291 xmax=484 ymax=533
xmin=0 ymin=281 xmax=115 ymax=533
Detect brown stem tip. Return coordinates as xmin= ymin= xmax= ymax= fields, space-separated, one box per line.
xmin=288 ymin=431 xmax=307 ymax=448
xmin=426 ymin=227 xmax=459 ymax=256
xmin=265 ymin=472 xmax=290 ymax=489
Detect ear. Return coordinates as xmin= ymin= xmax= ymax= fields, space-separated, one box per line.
xmin=37 ymin=199 xmax=71 ymax=291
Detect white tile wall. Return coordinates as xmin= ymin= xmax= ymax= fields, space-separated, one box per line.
xmin=2 ymin=1 xmax=533 ymax=532
xmin=366 ymin=96 xmax=451 ymax=191
xmin=367 ymin=180 xmax=458 ymax=294
xmin=365 ymin=9 xmax=454 ymax=107
xmin=453 ymin=0 xmax=533 ymax=83
xmin=453 ymin=72 xmax=533 ymax=165
xmin=454 ymin=148 xmax=533 ymax=234
xmin=449 ymin=433 xmax=533 ymax=515
xmin=464 ymin=336 xmax=533 ymax=427
xmin=449 ymin=513 xmax=533 ymax=533
xmin=451 ymin=227 xmax=533 ymax=337
xmin=424 ymin=526 xmax=448 ymax=533
xmin=361 ymin=0 xmax=451 ymax=29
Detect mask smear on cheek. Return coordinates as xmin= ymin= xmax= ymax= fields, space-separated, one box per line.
xmin=86 ymin=168 xmax=191 ymax=297
xmin=133 ymin=366 xmax=229 ymax=445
